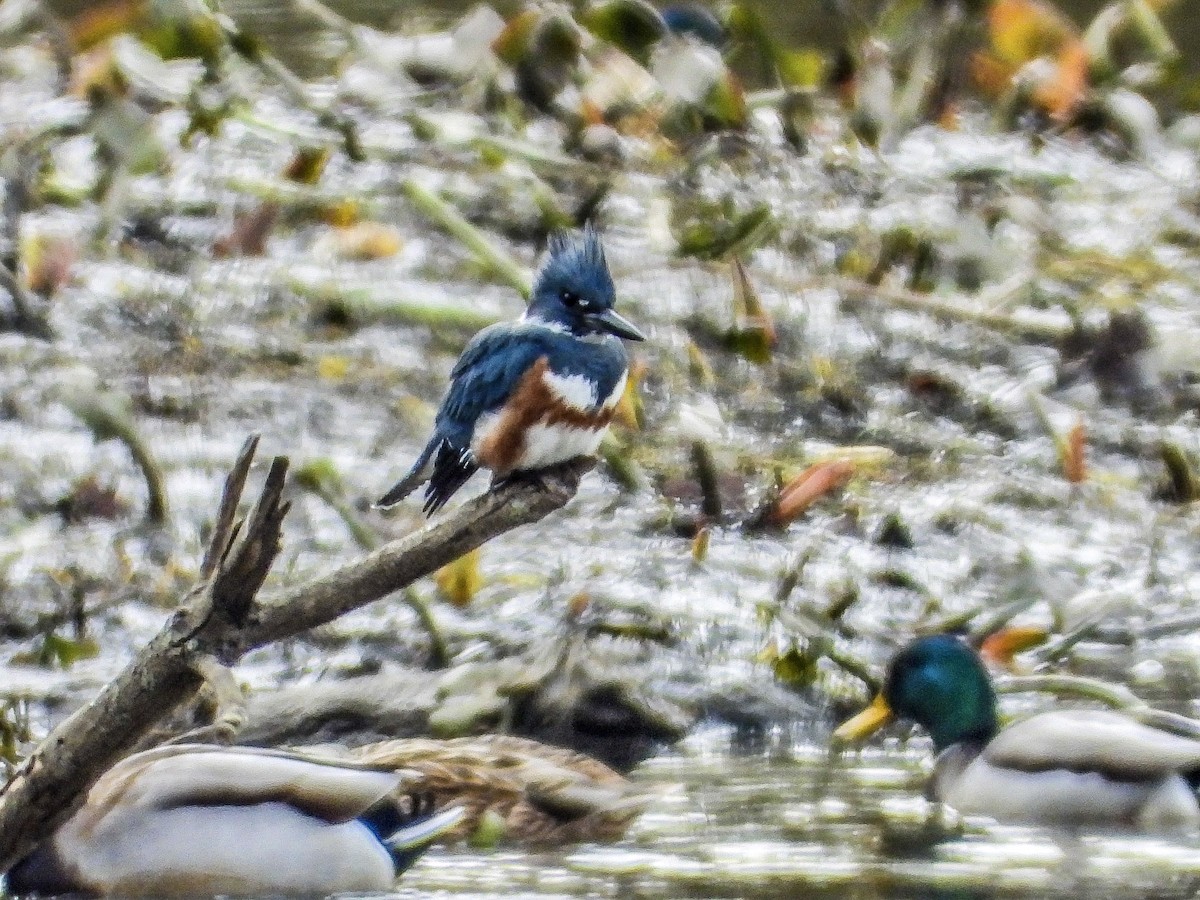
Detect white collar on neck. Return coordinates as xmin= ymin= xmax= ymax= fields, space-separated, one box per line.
xmin=519 ymin=312 xmax=572 ymax=335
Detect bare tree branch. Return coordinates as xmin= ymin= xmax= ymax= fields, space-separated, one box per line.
xmin=0 ymin=444 xmax=590 ymax=872
xmin=209 ymin=455 xmax=290 ymax=629
xmin=242 ymin=463 xmax=588 ymax=649
xmin=199 ymin=435 xmax=259 ymax=580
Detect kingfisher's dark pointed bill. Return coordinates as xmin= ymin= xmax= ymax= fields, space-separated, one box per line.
xmin=377 ymin=225 xmax=643 ymax=516
xmin=588 ymin=308 xmax=646 ymax=342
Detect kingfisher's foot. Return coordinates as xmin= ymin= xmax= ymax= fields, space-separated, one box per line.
xmin=490 ymin=457 xmax=597 ymax=493
xmin=490 ymin=469 xmax=549 ymax=493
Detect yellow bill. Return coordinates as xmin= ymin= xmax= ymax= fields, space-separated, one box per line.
xmin=832 ymin=693 xmax=894 ymax=745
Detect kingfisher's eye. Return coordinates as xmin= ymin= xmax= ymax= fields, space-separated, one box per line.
xmin=560 ymin=290 xmax=588 ymax=309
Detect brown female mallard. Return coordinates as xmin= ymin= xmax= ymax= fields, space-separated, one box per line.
xmin=348 ymin=734 xmax=654 ymax=846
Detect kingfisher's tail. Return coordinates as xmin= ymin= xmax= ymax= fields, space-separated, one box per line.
xmin=422 ymin=442 xmax=478 ymax=515
xmin=375 ymin=438 xmax=439 ymax=508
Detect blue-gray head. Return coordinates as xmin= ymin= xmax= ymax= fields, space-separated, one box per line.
xmin=527 ymin=225 xmax=645 ymax=341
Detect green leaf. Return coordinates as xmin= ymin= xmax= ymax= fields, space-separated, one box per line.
xmin=773 ymin=643 xmax=819 ymax=688
xmin=581 ymin=0 xmax=666 ymax=64
xmin=13 ymin=632 xmax=102 ymax=669
xmin=676 ymin=203 xmax=774 ymax=260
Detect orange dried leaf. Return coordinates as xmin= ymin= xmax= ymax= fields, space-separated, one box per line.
xmin=579 ymin=98 xmax=606 ymax=127
xmin=68 ymin=0 xmax=148 ymax=51
xmin=566 ymin=592 xmax=591 ymax=619
xmin=768 ymin=459 xmax=855 ymax=527
xmin=979 ymin=625 xmax=1048 ymax=670
xmin=977 ymin=0 xmax=1089 ymax=118
xmin=1063 ymin=416 xmax=1087 ymax=483
xmin=936 ymin=105 xmax=960 ymax=130
xmin=988 ymin=0 xmax=1078 ymax=66
xmin=970 ymin=50 xmax=1015 ymax=97
xmin=325 ymin=223 xmax=403 ymax=261
xmin=1034 ymin=40 xmax=1089 ymax=120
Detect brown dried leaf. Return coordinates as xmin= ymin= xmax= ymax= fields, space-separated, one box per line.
xmin=767 ymin=459 xmax=856 ymax=527
xmin=1063 ymin=417 xmax=1086 ymax=483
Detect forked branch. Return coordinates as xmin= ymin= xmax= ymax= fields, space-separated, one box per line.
xmin=0 ymin=439 xmax=589 ymax=872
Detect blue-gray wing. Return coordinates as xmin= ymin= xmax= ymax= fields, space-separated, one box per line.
xmin=379 ymin=325 xmax=554 ymax=514
xmin=436 ymin=325 xmax=550 ymax=448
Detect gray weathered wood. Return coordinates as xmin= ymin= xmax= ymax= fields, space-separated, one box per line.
xmin=0 ymin=441 xmax=588 ymax=873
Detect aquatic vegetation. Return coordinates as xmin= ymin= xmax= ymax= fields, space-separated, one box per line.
xmin=0 ymin=0 xmax=1200 ymax=895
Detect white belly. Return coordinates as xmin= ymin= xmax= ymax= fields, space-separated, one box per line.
xmin=465 ymin=357 xmax=627 ymax=476
xmin=944 ymin=758 xmax=1200 ymax=831
xmin=470 ymin=413 xmax=608 ymax=474
xmin=69 ymin=803 xmax=396 ymax=896
xmin=516 ymin=422 xmax=605 ymax=470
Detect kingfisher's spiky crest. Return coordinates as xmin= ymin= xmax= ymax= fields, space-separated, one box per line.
xmin=533 ymin=223 xmax=613 ymax=311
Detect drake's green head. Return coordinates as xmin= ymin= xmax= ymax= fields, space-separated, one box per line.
xmin=834 ymin=634 xmax=999 ymax=752
xmin=883 ymin=634 xmax=999 ymax=751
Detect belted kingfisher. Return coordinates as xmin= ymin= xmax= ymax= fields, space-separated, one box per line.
xmin=377 ymin=225 xmax=646 ymax=515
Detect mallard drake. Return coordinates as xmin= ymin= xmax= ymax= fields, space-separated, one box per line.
xmin=5 ymin=744 xmax=464 ymax=897
xmin=834 ymin=634 xmax=1200 ymax=831
xmin=347 ymin=734 xmax=653 ymax=846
